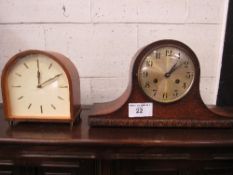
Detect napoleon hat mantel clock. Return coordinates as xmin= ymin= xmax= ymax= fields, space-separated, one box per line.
xmin=89 ymin=40 xmax=233 ymax=128
xmin=1 ymin=50 xmax=81 ymax=126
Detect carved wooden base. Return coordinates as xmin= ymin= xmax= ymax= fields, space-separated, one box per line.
xmin=89 ymin=117 xmax=233 ymax=128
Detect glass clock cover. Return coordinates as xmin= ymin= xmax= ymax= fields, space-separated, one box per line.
xmin=138 ymin=46 xmax=195 ymax=103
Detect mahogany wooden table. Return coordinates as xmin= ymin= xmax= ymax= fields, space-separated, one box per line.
xmin=0 ymin=104 xmax=232 ymax=175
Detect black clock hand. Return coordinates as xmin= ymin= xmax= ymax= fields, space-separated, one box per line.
xmin=165 ymin=61 xmax=178 ymax=78
xmin=165 ymin=61 xmax=183 ymax=78
xmin=37 ymin=59 xmax=41 ymax=86
xmin=38 ymin=74 xmax=62 ymax=88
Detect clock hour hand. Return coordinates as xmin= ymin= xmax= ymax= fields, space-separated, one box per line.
xmin=38 ymin=74 xmax=62 ymax=88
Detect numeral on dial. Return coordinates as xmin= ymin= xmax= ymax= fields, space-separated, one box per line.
xmin=182 ymin=82 xmax=187 ymax=89
xmin=146 ymin=59 xmax=153 ymax=67
xmin=166 ymin=50 xmax=172 ymax=56
xmin=153 ymin=89 xmax=157 ymax=96
xmin=163 ymin=93 xmax=168 ymax=99
xmin=173 ymin=90 xmax=179 ymax=97
xmin=154 ymin=51 xmax=160 ymax=59
xmin=184 ymin=61 xmax=189 ymax=68
xmin=145 ymin=82 xmax=150 ymax=88
xmin=142 ymin=71 xmax=148 ymax=78
xmin=186 ymin=72 xmax=193 ymax=79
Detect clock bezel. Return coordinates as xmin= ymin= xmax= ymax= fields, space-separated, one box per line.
xmin=137 ymin=41 xmax=196 ymax=103
xmin=1 ymin=50 xmax=81 ymax=124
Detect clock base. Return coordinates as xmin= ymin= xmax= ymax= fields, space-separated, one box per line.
xmin=7 ymin=108 xmax=82 ymax=129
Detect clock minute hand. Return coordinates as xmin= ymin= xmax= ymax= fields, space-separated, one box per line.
xmin=36 ymin=59 xmax=41 ymax=86
xmin=38 ymin=73 xmax=62 ymax=88
xmin=165 ymin=61 xmax=183 ymax=78
xmin=164 ymin=61 xmax=178 ymax=78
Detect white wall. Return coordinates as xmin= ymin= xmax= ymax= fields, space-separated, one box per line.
xmin=0 ymin=0 xmax=229 ymax=105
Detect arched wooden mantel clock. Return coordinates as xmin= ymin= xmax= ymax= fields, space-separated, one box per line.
xmin=1 ymin=50 xmax=81 ymax=127
xmin=89 ymin=40 xmax=233 ymax=128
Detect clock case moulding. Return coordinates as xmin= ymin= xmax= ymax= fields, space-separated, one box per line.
xmin=1 ymin=50 xmax=81 ymax=126
xmin=88 ymin=40 xmax=233 ymax=128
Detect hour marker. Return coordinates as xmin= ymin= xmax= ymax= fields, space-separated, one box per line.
xmin=40 ymin=105 xmax=43 ymax=114
xmin=15 ymin=73 xmax=22 ymax=77
xmin=163 ymin=93 xmax=168 ymax=99
xmin=57 ymin=96 xmax=64 ymax=100
xmin=145 ymin=81 xmax=150 ymax=88
xmin=153 ymin=89 xmax=157 ymax=96
xmin=51 ymin=104 xmax=56 ymax=110
xmin=186 ymin=72 xmax=193 ymax=79
xmin=184 ymin=61 xmax=189 ymax=68
xmin=28 ymin=103 xmax=32 ymax=109
xmin=176 ymin=52 xmax=181 ymax=59
xmin=166 ymin=49 xmax=172 ymax=56
xmin=183 ymin=82 xmax=187 ymax=89
xmin=154 ymin=51 xmax=160 ymax=59
xmin=18 ymin=96 xmax=24 ymax=100
xmin=173 ymin=90 xmax=179 ymax=97
xmin=146 ymin=59 xmax=153 ymax=67
xmin=48 ymin=63 xmax=53 ymax=69
xmin=142 ymin=71 xmax=148 ymax=78
xmin=12 ymin=85 xmax=21 ymax=88
xmin=59 ymin=85 xmax=68 ymax=88
xmin=23 ymin=63 xmax=29 ymax=69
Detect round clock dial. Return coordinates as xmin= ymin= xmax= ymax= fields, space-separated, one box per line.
xmin=138 ymin=45 xmax=195 ymax=103
xmin=7 ymin=54 xmax=70 ymax=119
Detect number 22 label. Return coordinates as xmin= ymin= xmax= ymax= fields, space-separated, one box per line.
xmin=128 ymin=103 xmax=153 ymax=118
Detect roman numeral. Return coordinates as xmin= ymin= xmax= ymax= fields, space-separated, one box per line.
xmin=166 ymin=50 xmax=172 ymax=56
xmin=142 ymin=71 xmax=148 ymax=78
xmin=153 ymin=89 xmax=157 ymax=96
xmin=146 ymin=59 xmax=153 ymax=67
xmin=145 ymin=82 xmax=150 ymax=88
xmin=163 ymin=93 xmax=168 ymax=99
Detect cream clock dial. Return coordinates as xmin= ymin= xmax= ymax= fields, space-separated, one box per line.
xmin=138 ymin=46 xmax=195 ymax=103
xmin=7 ymin=54 xmax=70 ymax=119
xmin=2 ymin=50 xmax=81 ymax=124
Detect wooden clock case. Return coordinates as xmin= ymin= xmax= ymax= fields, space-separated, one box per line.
xmin=89 ymin=40 xmax=233 ymax=128
xmin=1 ymin=50 xmax=81 ymax=125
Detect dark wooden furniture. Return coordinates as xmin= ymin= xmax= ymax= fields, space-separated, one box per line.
xmin=0 ymin=104 xmax=233 ymax=175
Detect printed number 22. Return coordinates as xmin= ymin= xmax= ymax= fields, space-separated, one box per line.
xmin=136 ymin=107 xmax=143 ymax=114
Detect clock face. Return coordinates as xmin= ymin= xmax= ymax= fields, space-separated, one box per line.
xmin=6 ymin=54 xmax=70 ymax=119
xmin=138 ymin=45 xmax=195 ymax=103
